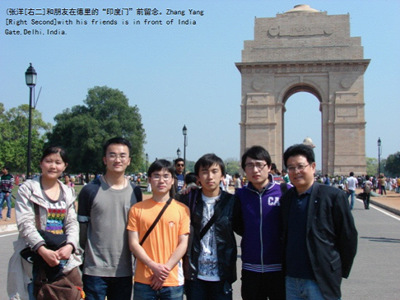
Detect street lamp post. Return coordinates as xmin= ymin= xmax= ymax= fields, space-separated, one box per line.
xmin=25 ymin=63 xmax=37 ymax=179
xmin=177 ymin=148 xmax=181 ymax=158
xmin=145 ymin=153 xmax=149 ymax=173
xmin=377 ymin=137 xmax=382 ymax=175
xmin=182 ymin=125 xmax=187 ymax=172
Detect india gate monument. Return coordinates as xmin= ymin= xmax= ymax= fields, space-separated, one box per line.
xmin=236 ymin=4 xmax=370 ymax=175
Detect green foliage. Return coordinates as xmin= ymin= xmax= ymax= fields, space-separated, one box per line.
xmin=46 ymin=86 xmax=146 ymax=175
xmin=0 ymin=103 xmax=51 ymax=173
xmin=366 ymin=157 xmax=378 ymax=176
xmin=185 ymin=160 xmax=195 ymax=173
xmin=225 ymin=158 xmax=240 ymax=175
xmin=384 ymin=152 xmax=400 ymax=177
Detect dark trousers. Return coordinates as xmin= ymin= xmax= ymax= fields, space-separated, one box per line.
xmin=83 ymin=275 xmax=132 ymax=300
xmin=363 ymin=192 xmax=371 ymax=209
xmin=241 ymin=269 xmax=285 ymax=300
xmin=185 ymin=279 xmax=232 ymax=300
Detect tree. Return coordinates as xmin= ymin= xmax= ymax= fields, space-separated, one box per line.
xmin=366 ymin=157 xmax=378 ymax=176
xmin=46 ymin=86 xmax=146 ymax=178
xmin=384 ymin=152 xmax=400 ymax=177
xmin=0 ymin=103 xmax=51 ymax=173
xmin=225 ymin=158 xmax=240 ymax=176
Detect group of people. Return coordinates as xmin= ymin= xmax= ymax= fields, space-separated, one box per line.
xmin=7 ymin=137 xmax=358 ymax=300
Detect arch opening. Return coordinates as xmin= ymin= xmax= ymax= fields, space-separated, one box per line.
xmin=283 ymin=91 xmax=322 ymax=174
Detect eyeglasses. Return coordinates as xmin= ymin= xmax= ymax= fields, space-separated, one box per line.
xmin=107 ymin=153 xmax=129 ymax=161
xmin=176 ymin=164 xmax=184 ymax=167
xmin=287 ymin=164 xmax=310 ymax=173
xmin=151 ymin=174 xmax=172 ymax=181
xmin=245 ymin=162 xmax=268 ymax=171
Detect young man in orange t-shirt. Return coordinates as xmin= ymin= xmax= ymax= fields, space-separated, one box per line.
xmin=127 ymin=159 xmax=190 ymax=300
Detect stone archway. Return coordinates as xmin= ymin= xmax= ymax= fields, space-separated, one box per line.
xmin=236 ymin=4 xmax=370 ymax=175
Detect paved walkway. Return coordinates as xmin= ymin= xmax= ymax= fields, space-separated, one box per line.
xmin=1 ymin=190 xmax=400 ymax=233
xmin=367 ymin=189 xmax=400 ymax=215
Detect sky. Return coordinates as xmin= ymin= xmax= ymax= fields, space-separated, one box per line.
xmin=1 ymin=0 xmax=399 ymax=170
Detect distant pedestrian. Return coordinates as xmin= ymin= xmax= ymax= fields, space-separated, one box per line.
xmin=0 ymin=166 xmax=14 ymax=221
xmin=346 ymin=172 xmax=358 ymax=209
xmin=233 ymin=173 xmax=242 ymax=191
xmin=378 ymin=174 xmax=387 ymax=195
xmin=173 ymin=158 xmax=186 ymax=195
xmin=324 ymin=174 xmax=330 ymax=186
xmin=363 ymin=176 xmax=373 ymax=209
xmin=64 ymin=174 xmax=75 ymax=190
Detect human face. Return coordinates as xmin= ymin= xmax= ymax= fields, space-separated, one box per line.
xmin=175 ymin=161 xmax=185 ymax=175
xmin=103 ymin=144 xmax=131 ymax=174
xmin=197 ymin=163 xmax=224 ymax=197
xmin=149 ymin=169 xmax=174 ymax=196
xmin=40 ymin=153 xmax=67 ymax=180
xmin=286 ymin=155 xmax=316 ymax=194
xmin=244 ymin=157 xmax=271 ymax=190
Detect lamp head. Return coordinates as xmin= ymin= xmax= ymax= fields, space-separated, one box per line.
xmin=25 ymin=63 xmax=37 ymax=87
xmin=182 ymin=125 xmax=187 ymax=136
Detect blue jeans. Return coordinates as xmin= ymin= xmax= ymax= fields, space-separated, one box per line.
xmin=133 ymin=282 xmax=183 ymax=300
xmin=0 ymin=191 xmax=12 ymax=218
xmin=286 ymin=276 xmax=339 ymax=300
xmin=348 ymin=190 xmax=355 ymax=210
xmin=185 ymin=279 xmax=232 ymax=300
xmin=28 ymin=281 xmax=35 ymax=300
xmin=83 ymin=275 xmax=132 ymax=300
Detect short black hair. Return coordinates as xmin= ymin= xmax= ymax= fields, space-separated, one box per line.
xmin=40 ymin=146 xmax=69 ymax=164
xmin=174 ymin=158 xmax=185 ymax=165
xmin=241 ymin=146 xmax=272 ymax=170
xmin=184 ymin=172 xmax=197 ymax=185
xmin=103 ymin=137 xmax=132 ymax=156
xmin=283 ymin=144 xmax=315 ymax=168
xmin=194 ymin=153 xmax=226 ymax=176
xmin=148 ymin=159 xmax=174 ymax=178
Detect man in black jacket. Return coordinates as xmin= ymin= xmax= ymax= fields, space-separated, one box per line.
xmin=180 ymin=153 xmax=238 ymax=300
xmin=280 ymin=144 xmax=357 ymax=300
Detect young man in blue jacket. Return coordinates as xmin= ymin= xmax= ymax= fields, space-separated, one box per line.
xmin=234 ymin=146 xmax=290 ymax=300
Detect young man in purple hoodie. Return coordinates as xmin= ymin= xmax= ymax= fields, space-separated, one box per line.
xmin=234 ymin=146 xmax=290 ymax=300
